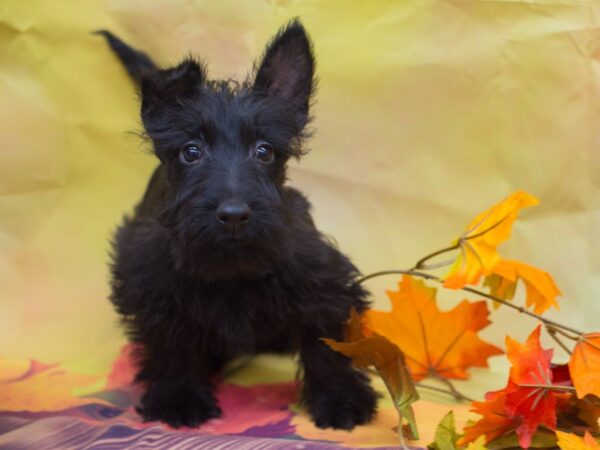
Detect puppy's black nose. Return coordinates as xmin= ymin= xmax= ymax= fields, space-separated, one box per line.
xmin=217 ymin=200 xmax=251 ymax=231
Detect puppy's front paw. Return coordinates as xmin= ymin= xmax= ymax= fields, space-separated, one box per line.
xmin=305 ymin=374 xmax=377 ymax=430
xmin=137 ymin=383 xmax=221 ymax=428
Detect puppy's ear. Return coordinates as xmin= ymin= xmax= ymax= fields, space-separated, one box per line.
xmin=254 ymin=19 xmax=315 ymax=128
xmin=141 ymin=58 xmax=205 ymax=130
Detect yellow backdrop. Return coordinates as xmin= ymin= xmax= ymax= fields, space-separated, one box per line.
xmin=1 ymin=0 xmax=598 ymax=387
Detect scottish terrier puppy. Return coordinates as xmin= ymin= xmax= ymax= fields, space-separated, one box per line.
xmin=99 ymin=19 xmax=377 ymax=430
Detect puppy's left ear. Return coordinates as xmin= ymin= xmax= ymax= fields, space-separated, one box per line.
xmin=254 ymin=19 xmax=315 ymax=128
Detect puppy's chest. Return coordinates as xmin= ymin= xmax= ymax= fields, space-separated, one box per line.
xmin=189 ymin=277 xmax=301 ymax=350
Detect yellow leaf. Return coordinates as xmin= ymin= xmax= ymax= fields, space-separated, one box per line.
xmin=484 ymin=259 xmax=561 ymax=314
xmin=465 ymin=435 xmax=488 ymax=450
xmin=444 ymin=191 xmax=539 ymax=289
xmin=556 ymin=431 xmax=600 ymax=450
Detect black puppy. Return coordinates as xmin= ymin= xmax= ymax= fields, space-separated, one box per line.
xmin=99 ymin=19 xmax=377 ymax=430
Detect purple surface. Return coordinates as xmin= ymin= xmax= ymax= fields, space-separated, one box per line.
xmin=0 ymin=414 xmax=410 ymax=450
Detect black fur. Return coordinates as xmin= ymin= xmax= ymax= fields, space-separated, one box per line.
xmin=101 ymin=19 xmax=377 ymax=430
xmin=94 ymin=30 xmax=157 ymax=82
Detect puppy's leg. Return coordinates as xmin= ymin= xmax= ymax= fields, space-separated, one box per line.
xmin=300 ymin=328 xmax=377 ymax=430
xmin=134 ymin=342 xmax=222 ymax=428
xmin=111 ymin=221 xmax=223 ymax=428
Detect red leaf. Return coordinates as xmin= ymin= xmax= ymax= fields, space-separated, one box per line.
xmin=551 ymin=364 xmax=572 ymax=386
xmin=460 ymin=327 xmax=570 ymax=449
xmin=504 ymin=326 xmax=562 ymax=448
xmin=459 ymin=390 xmax=518 ymax=446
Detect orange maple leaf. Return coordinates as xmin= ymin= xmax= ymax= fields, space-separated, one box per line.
xmin=556 ymin=430 xmax=600 ymax=450
xmin=569 ymin=333 xmax=600 ymax=399
xmin=364 ymin=275 xmax=502 ymax=381
xmin=444 ymin=190 xmax=539 ymax=289
xmin=483 ymin=259 xmax=561 ymax=314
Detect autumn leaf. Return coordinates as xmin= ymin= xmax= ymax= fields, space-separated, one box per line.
xmin=551 ymin=364 xmax=573 ymax=385
xmin=483 ymin=259 xmax=561 ymax=315
xmin=557 ymin=396 xmax=600 ymax=438
xmin=323 ymin=308 xmax=420 ymax=439
xmin=505 ymin=326 xmax=553 ymax=390
xmin=460 ymin=327 xmax=570 ymax=449
xmin=444 ymin=190 xmax=539 ymax=289
xmin=486 ymin=429 xmax=559 ymax=449
xmin=551 ymin=364 xmax=600 ymax=432
xmin=461 ymin=399 xmax=560 ymax=450
xmin=556 ymin=431 xmax=600 ymax=450
xmin=429 ymin=410 xmax=460 ymax=450
xmin=464 ymin=436 xmax=487 ymax=450
xmin=575 ymin=397 xmax=600 ymax=432
xmin=503 ymin=326 xmax=565 ymax=449
xmin=364 ymin=275 xmax=502 ymax=381
xmin=459 ymin=390 xmax=517 ymax=446
xmin=428 ymin=411 xmax=488 ymax=450
xmin=569 ymin=333 xmax=600 ymax=399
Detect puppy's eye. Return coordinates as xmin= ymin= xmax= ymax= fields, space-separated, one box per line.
xmin=255 ymin=142 xmax=275 ymax=164
xmin=179 ymin=143 xmax=204 ymax=165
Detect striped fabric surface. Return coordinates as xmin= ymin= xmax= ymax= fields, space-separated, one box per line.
xmin=0 ymin=415 xmax=401 ymax=450
xmin=0 ymin=347 xmax=420 ymax=449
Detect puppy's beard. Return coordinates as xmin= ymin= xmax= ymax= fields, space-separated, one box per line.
xmin=170 ymin=227 xmax=289 ymax=281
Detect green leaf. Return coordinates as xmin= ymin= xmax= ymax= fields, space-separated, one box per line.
xmin=428 ymin=411 xmax=459 ymax=450
xmin=380 ymin=345 xmax=420 ymax=440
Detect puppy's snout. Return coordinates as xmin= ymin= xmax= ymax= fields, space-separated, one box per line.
xmin=217 ymin=200 xmax=251 ymax=232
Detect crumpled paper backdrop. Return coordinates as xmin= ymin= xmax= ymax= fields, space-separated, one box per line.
xmin=1 ymin=0 xmax=599 ymax=386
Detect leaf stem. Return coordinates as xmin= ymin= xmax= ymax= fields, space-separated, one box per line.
xmin=413 ymin=216 xmax=509 ymax=271
xmin=359 ymin=269 xmax=438 ymax=284
xmin=398 ymin=428 xmax=410 ymax=450
xmin=432 ymin=374 xmax=474 ymax=402
xmin=518 ymin=384 xmax=576 ymax=392
xmin=461 ymin=215 xmax=509 ymax=241
xmin=415 ymin=382 xmax=473 ymax=402
xmin=366 ymin=367 xmax=472 ymax=403
xmin=357 ymin=270 xmax=584 ymax=336
xmin=367 ymin=363 xmax=413 ymax=448
xmin=546 ymin=326 xmax=573 ymax=355
xmin=416 ymin=258 xmax=458 ymax=271
xmin=546 ymin=325 xmax=581 ymax=342
xmin=415 ymin=383 xmax=473 ymax=402
xmin=413 ymin=244 xmax=459 ymax=270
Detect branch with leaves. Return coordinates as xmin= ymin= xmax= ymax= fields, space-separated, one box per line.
xmin=323 ymin=191 xmax=600 ymax=450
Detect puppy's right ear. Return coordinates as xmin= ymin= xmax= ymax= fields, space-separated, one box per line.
xmin=140 ymin=59 xmax=205 ymax=130
xmin=253 ymin=19 xmax=315 ymax=129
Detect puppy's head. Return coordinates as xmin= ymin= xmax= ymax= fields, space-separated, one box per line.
xmin=141 ymin=20 xmax=316 ymax=279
